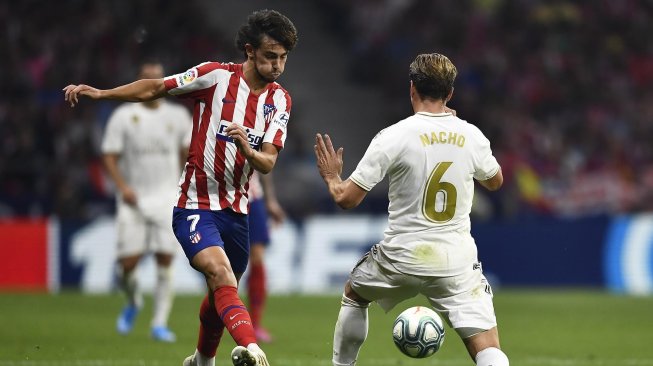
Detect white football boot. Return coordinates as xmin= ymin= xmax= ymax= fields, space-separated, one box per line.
xmin=231 ymin=344 xmax=270 ymax=366
xmin=182 ymin=354 xmax=196 ymax=366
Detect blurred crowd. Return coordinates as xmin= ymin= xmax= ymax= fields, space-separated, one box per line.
xmin=320 ymin=0 xmax=653 ymax=218
xmin=2 ymin=0 xmax=653 ymax=220
xmin=0 ymin=1 xmax=233 ymax=219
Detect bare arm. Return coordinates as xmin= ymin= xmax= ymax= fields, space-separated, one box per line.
xmin=314 ymin=134 xmax=368 ymax=210
xmin=477 ymin=167 xmax=503 ymax=191
xmin=260 ymin=172 xmax=286 ymax=225
xmin=226 ymin=124 xmax=279 ymax=173
xmin=102 ymin=153 xmax=137 ymax=206
xmin=63 ymin=78 xmax=167 ymax=107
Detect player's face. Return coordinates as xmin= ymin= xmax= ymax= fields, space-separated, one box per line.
xmin=139 ymin=63 xmax=164 ymax=79
xmin=250 ymin=35 xmax=289 ymax=83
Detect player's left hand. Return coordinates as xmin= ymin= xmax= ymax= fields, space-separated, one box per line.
xmin=315 ymin=133 xmax=343 ymax=182
xmin=226 ymin=123 xmax=254 ymax=157
xmin=266 ymin=198 xmax=286 ymax=226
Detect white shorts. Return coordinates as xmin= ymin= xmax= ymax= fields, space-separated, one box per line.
xmin=349 ymin=247 xmax=497 ymax=332
xmin=116 ymin=203 xmax=178 ymax=258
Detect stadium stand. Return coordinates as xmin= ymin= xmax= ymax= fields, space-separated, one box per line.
xmin=2 ymin=0 xmax=652 ymax=219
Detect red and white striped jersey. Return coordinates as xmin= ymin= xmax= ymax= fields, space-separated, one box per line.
xmin=248 ymin=171 xmax=264 ymax=201
xmin=163 ymin=62 xmax=291 ymax=213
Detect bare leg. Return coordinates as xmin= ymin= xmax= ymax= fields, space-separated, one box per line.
xmin=462 ymin=327 xmax=509 ymax=366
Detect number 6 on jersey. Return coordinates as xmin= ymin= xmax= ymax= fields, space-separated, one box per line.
xmin=422 ymin=162 xmax=457 ymax=222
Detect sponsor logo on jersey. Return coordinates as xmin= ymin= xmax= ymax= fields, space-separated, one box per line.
xmin=216 ymin=120 xmax=265 ymax=149
xmin=178 ymin=69 xmax=197 ymax=86
xmin=272 ymin=112 xmax=289 ymax=127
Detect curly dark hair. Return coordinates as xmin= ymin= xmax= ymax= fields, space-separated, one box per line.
xmin=236 ymin=9 xmax=298 ymax=58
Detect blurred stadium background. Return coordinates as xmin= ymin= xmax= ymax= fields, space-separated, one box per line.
xmin=1 ymin=0 xmax=653 ymax=365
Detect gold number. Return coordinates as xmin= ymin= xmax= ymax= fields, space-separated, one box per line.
xmin=422 ymin=162 xmax=457 ymax=222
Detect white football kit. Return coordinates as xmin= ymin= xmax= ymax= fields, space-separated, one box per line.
xmin=101 ymin=101 xmax=192 ymax=257
xmin=348 ymin=111 xmax=501 ymax=332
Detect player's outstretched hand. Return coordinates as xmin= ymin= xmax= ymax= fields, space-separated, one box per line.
xmin=63 ymin=84 xmax=102 ymax=107
xmin=315 ymin=133 xmax=343 ymax=183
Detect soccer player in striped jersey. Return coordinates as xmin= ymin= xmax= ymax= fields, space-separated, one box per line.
xmin=64 ymin=9 xmax=298 ymax=366
xmin=315 ymin=53 xmax=509 ymax=366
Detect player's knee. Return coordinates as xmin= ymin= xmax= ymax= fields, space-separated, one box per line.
xmin=475 ymin=347 xmax=509 ymax=366
xmin=203 ymin=263 xmax=236 ymax=288
xmin=343 ymin=281 xmax=370 ymax=306
xmin=119 ymin=256 xmax=140 ymax=273
xmin=155 ymin=253 xmax=174 ymax=267
xmin=341 ymin=294 xmax=370 ymax=309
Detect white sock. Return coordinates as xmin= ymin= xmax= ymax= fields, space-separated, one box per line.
xmin=152 ymin=264 xmax=173 ymax=328
xmin=117 ymin=265 xmax=142 ymax=308
xmin=475 ymin=347 xmax=509 ymax=366
xmin=246 ymin=343 xmax=265 ymax=355
xmin=332 ymin=295 xmax=369 ymax=366
xmin=194 ymin=349 xmax=215 ymax=366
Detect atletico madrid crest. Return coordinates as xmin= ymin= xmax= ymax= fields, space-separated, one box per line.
xmin=190 ymin=231 xmax=202 ymax=244
xmin=263 ymin=103 xmax=277 ymax=124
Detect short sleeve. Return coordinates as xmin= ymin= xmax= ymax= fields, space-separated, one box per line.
xmin=262 ymin=89 xmax=291 ymax=150
xmin=164 ymin=62 xmax=221 ymax=99
xmin=101 ymin=107 xmax=126 ymax=154
xmin=348 ymin=128 xmax=395 ymax=191
xmin=472 ymin=131 xmax=500 ymax=181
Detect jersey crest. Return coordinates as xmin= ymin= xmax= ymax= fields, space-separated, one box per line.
xmin=263 ymin=103 xmax=277 ymax=124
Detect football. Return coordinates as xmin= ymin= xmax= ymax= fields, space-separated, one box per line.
xmin=392 ymin=306 xmax=445 ymax=358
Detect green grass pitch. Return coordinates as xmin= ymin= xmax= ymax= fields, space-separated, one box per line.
xmin=1 ymin=289 xmax=652 ymax=365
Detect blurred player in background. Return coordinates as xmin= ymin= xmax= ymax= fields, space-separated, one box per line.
xmin=101 ymin=61 xmax=192 ymax=342
xmin=64 ymin=9 xmax=298 ymax=366
xmin=246 ymin=171 xmax=285 ymax=343
xmin=315 ymin=53 xmax=509 ymax=366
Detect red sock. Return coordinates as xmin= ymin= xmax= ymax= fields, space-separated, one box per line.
xmin=197 ymin=294 xmax=224 ymax=358
xmin=247 ymin=263 xmax=266 ymax=328
xmin=214 ymin=286 xmax=257 ymax=346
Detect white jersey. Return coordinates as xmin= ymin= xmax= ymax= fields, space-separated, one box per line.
xmin=101 ymin=101 xmax=192 ymax=216
xmin=349 ymin=112 xmax=500 ymax=276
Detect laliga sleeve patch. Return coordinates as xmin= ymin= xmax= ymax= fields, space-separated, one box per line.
xmin=178 ymin=69 xmax=198 ymax=86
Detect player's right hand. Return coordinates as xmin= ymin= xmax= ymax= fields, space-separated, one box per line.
xmin=62 ymin=84 xmax=101 ymax=107
xmin=444 ymin=106 xmax=457 ymax=116
xmin=120 ymin=186 xmax=138 ymax=207
xmin=315 ymin=133 xmax=344 ymax=182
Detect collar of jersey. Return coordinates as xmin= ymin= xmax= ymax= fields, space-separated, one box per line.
xmin=416 ymin=111 xmax=452 ymax=117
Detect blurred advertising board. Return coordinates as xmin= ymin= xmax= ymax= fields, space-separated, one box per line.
xmin=1 ymin=214 xmax=651 ymax=294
